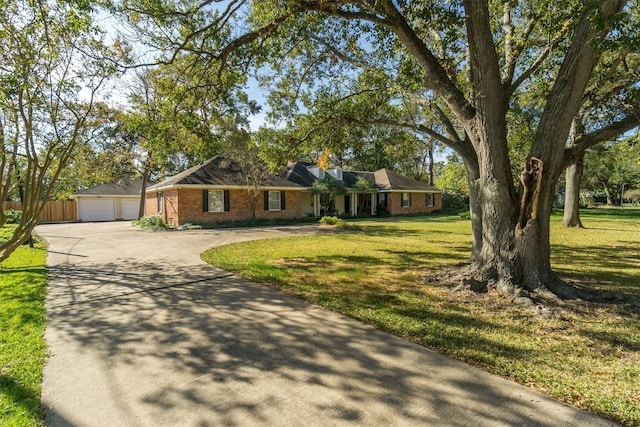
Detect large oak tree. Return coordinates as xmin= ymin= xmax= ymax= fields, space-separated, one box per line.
xmin=113 ymin=0 xmax=639 ymax=302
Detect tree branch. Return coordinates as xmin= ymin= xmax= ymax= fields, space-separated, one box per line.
xmin=338 ymin=115 xmax=476 ymax=167
xmin=532 ymin=0 xmax=627 ymax=167
xmin=291 ymin=0 xmax=389 ymax=27
xmin=381 ymin=0 xmax=476 ymax=123
xmin=506 ymin=36 xmax=563 ymax=99
xmin=296 ymin=0 xmax=475 ymax=123
xmin=564 ymin=112 xmax=640 ymax=167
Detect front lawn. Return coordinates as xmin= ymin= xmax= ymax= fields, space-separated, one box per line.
xmin=202 ymin=208 xmax=640 ymax=426
xmin=0 ymin=225 xmax=47 ymax=426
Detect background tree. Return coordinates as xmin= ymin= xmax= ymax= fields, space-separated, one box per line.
xmin=49 ymin=104 xmax=139 ymax=200
xmin=110 ymin=0 xmax=640 ymax=302
xmin=435 ymin=154 xmax=469 ymax=196
xmin=583 ymin=137 xmax=640 ymax=206
xmin=122 ymin=56 xmax=257 ymax=217
xmin=222 ymin=128 xmax=272 ymax=223
xmin=255 ymin=61 xmax=446 ymax=183
xmin=0 ymin=0 xmax=119 ymax=261
xmin=561 ymin=14 xmax=640 ymax=226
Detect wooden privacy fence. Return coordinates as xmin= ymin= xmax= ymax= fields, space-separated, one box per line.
xmin=2 ymin=200 xmax=77 ymax=223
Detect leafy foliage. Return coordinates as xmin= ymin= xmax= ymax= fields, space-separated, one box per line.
xmin=318 ymin=215 xmax=341 ymax=225
xmin=132 ymin=215 xmax=167 ymax=230
xmin=583 ymin=137 xmax=640 ymax=204
xmin=435 ymin=154 xmax=469 ymax=195
xmin=123 ymin=60 xmax=253 ymax=181
xmin=103 ymin=0 xmax=640 ymax=295
xmin=0 ymin=0 xmax=121 ymax=261
xmin=310 ymin=175 xmax=347 ymax=197
xmin=2 ymin=210 xmax=21 ymax=225
xmin=49 ymin=104 xmax=141 ymax=199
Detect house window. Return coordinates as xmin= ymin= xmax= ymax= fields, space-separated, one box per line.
xmin=156 ymin=192 xmax=164 ymax=212
xmin=402 ymin=192 xmax=411 ymax=208
xmin=425 ymin=193 xmax=434 ymax=207
xmin=208 ymin=190 xmax=224 ymax=212
xmin=268 ymin=191 xmax=281 ymax=211
xmin=203 ymin=189 xmax=229 ymax=212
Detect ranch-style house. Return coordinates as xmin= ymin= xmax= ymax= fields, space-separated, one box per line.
xmin=145 ymin=156 xmax=442 ymax=226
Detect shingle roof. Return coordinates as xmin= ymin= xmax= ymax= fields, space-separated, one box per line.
xmin=72 ymin=176 xmax=150 ymax=196
xmin=148 ymin=156 xmax=304 ymax=191
xmin=374 ymin=169 xmax=440 ymax=192
xmin=283 ymin=161 xmax=440 ymax=192
xmin=149 ymin=158 xmax=440 ymax=193
xmin=283 ymin=162 xmax=318 ymax=187
xmin=342 ymin=171 xmax=378 ymax=190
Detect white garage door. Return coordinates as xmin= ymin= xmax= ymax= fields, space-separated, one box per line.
xmin=79 ymin=198 xmax=116 ymax=222
xmin=122 ymin=199 xmax=140 ymax=220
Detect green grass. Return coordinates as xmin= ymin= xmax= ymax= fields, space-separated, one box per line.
xmin=202 ymin=208 xmax=640 ymax=426
xmin=0 ymin=225 xmax=47 ymax=426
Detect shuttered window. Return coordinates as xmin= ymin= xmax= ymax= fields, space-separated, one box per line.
xmin=208 ymin=190 xmax=224 ymax=212
xmin=425 ymin=193 xmax=434 ymax=207
xmin=203 ymin=190 xmax=230 ymax=212
xmin=264 ymin=191 xmax=285 ymax=211
xmin=402 ymin=192 xmax=411 ymax=208
xmin=269 ymin=191 xmax=281 ymax=211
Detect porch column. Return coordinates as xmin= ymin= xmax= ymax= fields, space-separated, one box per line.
xmin=314 ymin=194 xmax=320 ymax=217
xmin=352 ymin=193 xmax=357 ymax=215
xmin=370 ymin=193 xmax=375 ymax=216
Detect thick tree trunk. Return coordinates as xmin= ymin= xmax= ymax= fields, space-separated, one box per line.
xmin=514 ymin=177 xmax=557 ymax=293
xmin=465 ymin=164 xmax=482 ymax=263
xmin=461 ymin=152 xmax=562 ymax=300
xmin=562 ymin=152 xmax=584 ymax=227
xmin=393 ymin=0 xmax=627 ymax=304
xmin=465 ymin=134 xmax=523 ymax=294
xmin=618 ymin=183 xmax=625 ymax=206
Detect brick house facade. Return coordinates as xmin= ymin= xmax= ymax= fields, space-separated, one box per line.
xmin=384 ymin=191 xmax=443 ymax=216
xmin=146 ymin=188 xmax=304 ymax=226
xmin=145 ymin=156 xmax=442 ymax=226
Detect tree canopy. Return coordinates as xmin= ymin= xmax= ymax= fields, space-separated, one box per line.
xmin=93 ymin=1 xmax=640 ymax=302
xmin=0 ymin=0 xmax=121 ymax=261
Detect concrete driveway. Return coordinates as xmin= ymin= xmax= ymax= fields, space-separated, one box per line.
xmin=38 ymin=222 xmax=615 ymax=426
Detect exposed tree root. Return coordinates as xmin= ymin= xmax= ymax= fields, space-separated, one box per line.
xmin=423 ymin=264 xmax=640 ymax=318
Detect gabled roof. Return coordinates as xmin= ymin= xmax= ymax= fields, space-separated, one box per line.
xmin=148 ymin=156 xmax=304 ymax=191
xmin=72 ymin=176 xmax=149 ymax=197
xmin=283 ymin=161 xmax=318 ymax=187
xmin=341 ymin=171 xmax=377 ymax=189
xmin=374 ymin=169 xmax=439 ymax=192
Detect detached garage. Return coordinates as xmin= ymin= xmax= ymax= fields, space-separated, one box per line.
xmin=71 ymin=176 xmax=150 ymax=222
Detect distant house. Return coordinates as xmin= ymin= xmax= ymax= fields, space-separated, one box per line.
xmin=145 ymin=156 xmax=442 ymax=226
xmin=71 ymin=176 xmax=149 ymax=222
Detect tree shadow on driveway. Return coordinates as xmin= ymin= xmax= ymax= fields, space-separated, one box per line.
xmin=42 ymin=258 xmax=611 ymax=426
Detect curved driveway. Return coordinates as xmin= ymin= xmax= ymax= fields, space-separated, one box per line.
xmin=37 ymin=222 xmax=615 ymax=426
